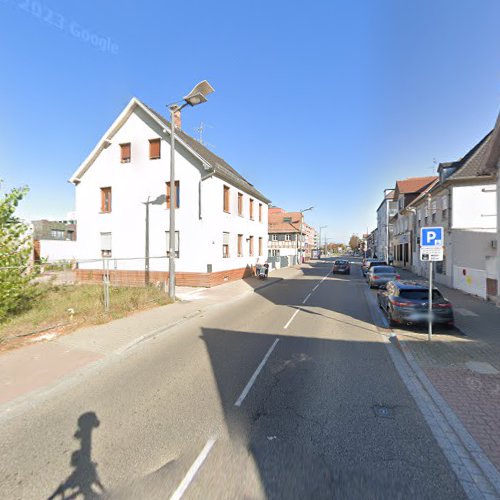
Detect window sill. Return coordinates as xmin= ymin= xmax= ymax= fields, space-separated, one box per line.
xmin=99 ymin=211 xmax=111 ymax=214
xmin=150 ymin=157 xmax=161 ymax=160
xmin=121 ymin=159 xmax=131 ymax=164
xmin=223 ymin=210 xmax=231 ymax=214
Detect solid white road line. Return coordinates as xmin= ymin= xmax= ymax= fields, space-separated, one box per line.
xmin=169 ymin=438 xmax=216 ymax=500
xmin=234 ymin=338 xmax=280 ymax=407
xmin=283 ymin=308 xmax=301 ymax=329
xmin=312 ymin=284 xmax=319 ymax=292
xmin=302 ymin=293 xmax=312 ymax=304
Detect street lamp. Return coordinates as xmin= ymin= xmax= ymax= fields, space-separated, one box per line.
xmin=298 ymin=206 xmax=313 ymax=264
xmin=319 ymin=225 xmax=327 ymax=257
xmin=167 ymin=81 xmax=214 ymax=300
xmin=143 ymin=194 xmax=167 ymax=286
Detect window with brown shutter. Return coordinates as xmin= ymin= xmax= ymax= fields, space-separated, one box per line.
xmin=259 ymin=203 xmax=262 ymax=222
xmin=149 ymin=138 xmax=161 ymax=159
xmin=249 ymin=235 xmax=254 ymax=256
xmin=223 ymin=185 xmax=230 ymax=212
xmin=259 ymin=237 xmax=263 ymax=256
xmin=100 ymin=187 xmax=111 ymax=213
xmin=237 ymin=234 xmax=243 ymax=257
xmin=238 ymin=193 xmax=243 ymax=216
xmin=249 ymin=199 xmax=254 ymax=219
xmin=166 ymin=181 xmax=180 ymax=208
xmin=120 ymin=143 xmax=131 ymax=163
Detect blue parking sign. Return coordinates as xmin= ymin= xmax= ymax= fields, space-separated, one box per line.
xmin=421 ymin=227 xmax=443 ymax=247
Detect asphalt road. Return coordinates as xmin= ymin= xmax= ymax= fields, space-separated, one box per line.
xmin=0 ymin=259 xmax=467 ymax=499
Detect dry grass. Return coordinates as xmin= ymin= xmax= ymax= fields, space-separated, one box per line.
xmin=0 ymin=283 xmax=171 ymax=344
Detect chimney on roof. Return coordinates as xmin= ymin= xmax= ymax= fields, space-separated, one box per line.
xmin=173 ymin=109 xmax=181 ymax=130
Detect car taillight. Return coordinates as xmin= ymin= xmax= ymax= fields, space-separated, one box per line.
xmin=391 ymin=298 xmax=414 ymax=307
xmin=434 ymin=302 xmax=452 ymax=308
xmin=372 ymin=275 xmax=379 ymax=280
xmin=396 ymin=275 xmax=400 ymax=279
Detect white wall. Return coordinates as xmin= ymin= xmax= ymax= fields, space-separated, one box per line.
xmin=202 ymin=175 xmax=268 ymax=272
xmin=453 ymin=266 xmax=487 ymax=299
xmin=39 ymin=240 xmax=78 ymax=262
xmin=75 ymin=107 xmax=268 ymax=274
xmin=452 ymin=184 xmax=496 ymax=230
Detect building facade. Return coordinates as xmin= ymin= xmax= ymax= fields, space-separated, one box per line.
xmin=70 ymin=97 xmax=270 ymax=287
xmin=375 ymin=190 xmax=397 ymax=261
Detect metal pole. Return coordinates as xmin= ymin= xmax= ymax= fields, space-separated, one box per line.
xmin=145 ymin=196 xmax=150 ymax=286
xmin=299 ymin=215 xmax=303 ymax=265
xmin=429 ymin=260 xmax=433 ymax=341
xmin=427 ymin=193 xmax=432 ymax=341
xmin=386 ymin=197 xmax=390 ymax=263
xmin=319 ymin=226 xmax=322 ymax=258
xmin=168 ymin=107 xmax=176 ymax=300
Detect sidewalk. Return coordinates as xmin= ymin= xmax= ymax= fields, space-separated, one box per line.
xmin=393 ymin=267 xmax=500 ymax=473
xmin=0 ymin=265 xmax=303 ymax=410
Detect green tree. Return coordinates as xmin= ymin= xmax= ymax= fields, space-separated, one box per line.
xmin=349 ymin=234 xmax=360 ymax=251
xmin=0 ymin=181 xmax=38 ymax=322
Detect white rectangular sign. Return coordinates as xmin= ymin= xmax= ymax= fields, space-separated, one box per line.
xmin=420 ymin=246 xmax=443 ymax=261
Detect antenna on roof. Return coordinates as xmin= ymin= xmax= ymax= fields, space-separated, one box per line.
xmin=428 ymin=157 xmax=438 ymax=174
xmin=195 ymin=121 xmax=215 ymax=149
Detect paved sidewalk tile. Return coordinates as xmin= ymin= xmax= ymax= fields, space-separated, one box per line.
xmin=394 ymin=267 xmax=500 ymax=472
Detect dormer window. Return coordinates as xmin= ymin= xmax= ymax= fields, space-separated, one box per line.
xmin=120 ymin=143 xmax=131 ymax=163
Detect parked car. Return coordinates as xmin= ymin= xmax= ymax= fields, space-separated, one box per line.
xmin=366 ymin=265 xmax=399 ymax=288
xmin=362 ymin=259 xmax=387 ymax=277
xmin=377 ymin=281 xmax=454 ymax=328
xmin=332 ymin=259 xmax=350 ymax=274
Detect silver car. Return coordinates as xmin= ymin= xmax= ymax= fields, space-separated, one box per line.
xmin=367 ymin=265 xmax=400 ymax=289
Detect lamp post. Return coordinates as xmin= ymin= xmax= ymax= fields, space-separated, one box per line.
xmin=298 ymin=206 xmax=313 ymax=264
xmin=319 ymin=225 xmax=327 ymax=257
xmin=143 ymin=194 xmax=167 ymax=286
xmin=167 ymin=81 xmax=214 ymax=300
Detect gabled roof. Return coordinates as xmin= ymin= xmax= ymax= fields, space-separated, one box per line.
xmin=395 ymin=176 xmax=437 ymax=194
xmin=404 ymin=178 xmax=439 ymax=211
xmin=480 ymin=112 xmax=500 ymax=176
xmin=70 ymin=97 xmax=271 ymax=203
xmin=268 ymin=210 xmax=301 ymax=233
xmin=446 ymin=131 xmax=493 ymax=180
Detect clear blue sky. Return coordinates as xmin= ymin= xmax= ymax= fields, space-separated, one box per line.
xmin=1 ymin=0 xmax=499 ymax=243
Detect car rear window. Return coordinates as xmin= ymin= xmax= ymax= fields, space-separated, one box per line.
xmin=399 ymin=289 xmax=444 ymax=301
xmin=371 ymin=266 xmax=395 ymax=273
xmin=335 ymin=260 xmax=348 ymax=265
xmin=369 ymin=261 xmax=386 ymax=267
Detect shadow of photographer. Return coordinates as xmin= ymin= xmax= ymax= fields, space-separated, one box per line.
xmin=48 ymin=411 xmax=105 ymax=499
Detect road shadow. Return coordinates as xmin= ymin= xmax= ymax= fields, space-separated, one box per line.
xmin=48 ymin=412 xmax=105 ymax=500
xmin=199 ymin=327 xmax=467 ymax=499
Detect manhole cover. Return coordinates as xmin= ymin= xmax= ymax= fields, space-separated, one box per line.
xmin=373 ymin=405 xmax=394 ymax=418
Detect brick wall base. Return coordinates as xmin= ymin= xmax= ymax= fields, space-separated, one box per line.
xmin=75 ymin=266 xmax=256 ymax=288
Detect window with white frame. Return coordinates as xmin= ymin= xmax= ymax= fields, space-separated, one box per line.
xmin=166 ymin=231 xmax=180 ymax=258
xmin=100 ymin=232 xmax=112 ymax=257
xmin=285 ymin=234 xmax=290 ymax=241
xmin=271 ymin=234 xmax=278 ymax=241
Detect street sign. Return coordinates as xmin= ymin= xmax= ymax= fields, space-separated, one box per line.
xmin=421 ymin=227 xmax=443 ymax=247
xmin=420 ymin=227 xmax=444 ymax=262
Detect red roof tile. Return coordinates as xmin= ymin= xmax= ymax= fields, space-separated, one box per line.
xmin=396 ymin=176 xmax=437 ymax=194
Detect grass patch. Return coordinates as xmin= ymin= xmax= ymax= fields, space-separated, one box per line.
xmin=0 ymin=283 xmax=172 ymax=344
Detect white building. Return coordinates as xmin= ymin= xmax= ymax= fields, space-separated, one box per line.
xmin=70 ymin=97 xmax=270 ymax=287
xmin=397 ymin=132 xmax=497 ymax=300
xmin=375 ymin=190 xmax=397 ymax=261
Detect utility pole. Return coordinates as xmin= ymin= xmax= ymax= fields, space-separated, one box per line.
xmin=427 ymin=193 xmax=433 ymax=341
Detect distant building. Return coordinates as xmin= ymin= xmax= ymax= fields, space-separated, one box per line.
xmin=268 ymin=207 xmax=313 ymax=268
xmin=376 ymin=190 xmax=397 ymax=261
xmin=31 ymin=219 xmax=77 ymax=263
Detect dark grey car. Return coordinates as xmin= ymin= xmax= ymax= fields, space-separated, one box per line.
xmin=366 ymin=265 xmax=399 ymax=288
xmin=378 ymin=281 xmax=454 ymax=327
